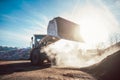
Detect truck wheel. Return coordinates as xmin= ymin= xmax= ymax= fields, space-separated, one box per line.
xmin=30 ymin=49 xmax=43 ymax=65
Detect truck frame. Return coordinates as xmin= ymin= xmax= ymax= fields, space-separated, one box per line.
xmin=30 ymin=17 xmax=83 ymax=65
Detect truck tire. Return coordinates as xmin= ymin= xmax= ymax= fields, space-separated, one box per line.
xmin=30 ymin=49 xmax=43 ymax=65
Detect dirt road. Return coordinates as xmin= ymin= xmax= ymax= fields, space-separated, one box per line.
xmin=0 ymin=60 xmax=96 ymax=80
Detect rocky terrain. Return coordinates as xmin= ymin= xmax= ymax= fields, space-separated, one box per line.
xmin=0 ymin=47 xmax=30 ymax=60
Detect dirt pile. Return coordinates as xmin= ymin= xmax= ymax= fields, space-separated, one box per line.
xmin=81 ymin=50 xmax=120 ymax=80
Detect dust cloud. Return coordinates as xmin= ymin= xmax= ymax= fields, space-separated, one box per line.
xmin=42 ymin=39 xmax=119 ymax=68
xmin=44 ymin=0 xmax=120 ymax=68
xmin=41 ymin=0 xmax=120 ymax=68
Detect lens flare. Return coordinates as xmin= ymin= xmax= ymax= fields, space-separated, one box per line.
xmin=78 ymin=5 xmax=109 ymax=45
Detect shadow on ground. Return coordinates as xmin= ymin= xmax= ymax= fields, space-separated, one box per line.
xmin=0 ymin=61 xmax=51 ymax=75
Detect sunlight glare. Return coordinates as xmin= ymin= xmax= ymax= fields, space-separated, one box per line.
xmin=78 ymin=5 xmax=109 ymax=45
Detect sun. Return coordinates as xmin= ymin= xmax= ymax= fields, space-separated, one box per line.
xmin=76 ymin=5 xmax=109 ymax=47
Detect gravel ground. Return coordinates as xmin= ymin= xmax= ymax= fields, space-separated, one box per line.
xmin=0 ymin=60 xmax=96 ymax=80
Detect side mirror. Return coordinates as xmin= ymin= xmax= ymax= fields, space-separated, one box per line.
xmin=31 ymin=37 xmax=33 ymax=41
xmin=31 ymin=37 xmax=34 ymax=48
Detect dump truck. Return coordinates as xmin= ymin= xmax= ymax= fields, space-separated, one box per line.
xmin=30 ymin=17 xmax=83 ymax=65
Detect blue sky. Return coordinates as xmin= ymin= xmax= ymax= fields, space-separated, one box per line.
xmin=0 ymin=0 xmax=120 ymax=48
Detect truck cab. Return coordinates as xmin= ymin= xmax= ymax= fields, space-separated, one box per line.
xmin=31 ymin=34 xmax=46 ymax=48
